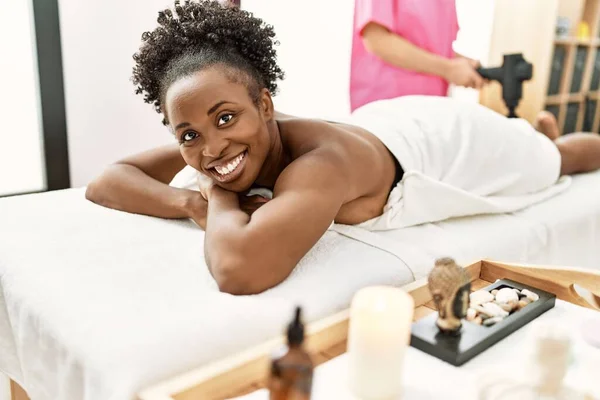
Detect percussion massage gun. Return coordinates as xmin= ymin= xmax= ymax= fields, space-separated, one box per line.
xmin=476 ymin=53 xmax=533 ymax=118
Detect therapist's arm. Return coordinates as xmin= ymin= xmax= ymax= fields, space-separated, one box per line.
xmin=361 ymin=22 xmax=483 ymax=89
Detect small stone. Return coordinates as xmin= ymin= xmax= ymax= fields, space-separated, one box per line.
xmin=470 ymin=290 xmax=494 ymax=306
xmin=491 ymin=289 xmax=499 ymax=296
xmin=497 ymin=299 xmax=519 ymax=313
xmin=473 ymin=304 xmax=494 ymax=318
xmin=517 ymin=299 xmax=531 ymax=310
xmin=495 ymin=287 xmax=519 ymax=304
xmin=466 ymin=308 xmax=477 ymax=321
xmin=483 ymin=316 xmax=504 ymax=326
xmin=521 ymin=289 xmax=539 ymax=302
xmin=473 ymin=316 xmax=483 ymax=325
xmin=481 ymin=302 xmax=509 ymax=318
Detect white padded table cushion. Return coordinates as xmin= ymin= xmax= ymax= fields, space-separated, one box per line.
xmin=0 ymin=170 xmax=599 ymax=399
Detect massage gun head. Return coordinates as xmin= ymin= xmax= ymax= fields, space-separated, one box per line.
xmin=477 ymin=53 xmax=533 ymax=118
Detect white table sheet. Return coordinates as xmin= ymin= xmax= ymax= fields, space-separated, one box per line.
xmin=0 ymin=170 xmax=599 ymax=400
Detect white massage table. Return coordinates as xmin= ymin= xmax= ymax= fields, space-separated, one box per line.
xmin=1 ymin=170 xmax=599 ymax=400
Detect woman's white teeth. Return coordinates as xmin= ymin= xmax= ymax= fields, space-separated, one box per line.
xmin=215 ymin=153 xmax=244 ymax=175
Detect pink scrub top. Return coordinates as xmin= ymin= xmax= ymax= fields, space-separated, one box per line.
xmin=350 ymin=0 xmax=459 ymax=112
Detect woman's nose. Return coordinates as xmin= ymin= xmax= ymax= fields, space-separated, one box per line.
xmin=201 ymin=135 xmax=228 ymax=158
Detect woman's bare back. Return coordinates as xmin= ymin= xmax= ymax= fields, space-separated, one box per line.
xmin=275 ymin=114 xmax=399 ymax=225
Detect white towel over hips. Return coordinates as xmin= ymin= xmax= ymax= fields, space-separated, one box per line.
xmin=347 ymin=95 xmax=571 ymax=231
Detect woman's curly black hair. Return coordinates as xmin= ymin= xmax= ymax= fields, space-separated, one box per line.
xmin=132 ymin=0 xmax=284 ymax=124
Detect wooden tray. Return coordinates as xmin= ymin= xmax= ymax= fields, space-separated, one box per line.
xmin=137 ymin=260 xmax=600 ymax=400
xmin=410 ymin=278 xmax=557 ymax=366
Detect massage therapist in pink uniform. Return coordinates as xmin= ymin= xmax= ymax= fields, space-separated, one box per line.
xmin=350 ymin=0 xmax=485 ymax=111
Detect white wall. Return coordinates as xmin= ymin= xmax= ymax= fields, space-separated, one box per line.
xmin=58 ymin=0 xmax=175 ymax=187
xmin=242 ymin=0 xmax=354 ymax=121
xmin=450 ymin=0 xmax=496 ymax=101
xmin=0 ymin=0 xmax=46 ymax=196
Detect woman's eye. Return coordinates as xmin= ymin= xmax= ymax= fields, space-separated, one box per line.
xmin=182 ymin=131 xmax=197 ymax=142
xmin=218 ymin=114 xmax=233 ymax=126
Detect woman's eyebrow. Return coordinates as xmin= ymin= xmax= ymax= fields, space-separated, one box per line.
xmin=207 ymin=100 xmax=231 ymax=115
xmin=175 ymin=122 xmax=191 ymax=131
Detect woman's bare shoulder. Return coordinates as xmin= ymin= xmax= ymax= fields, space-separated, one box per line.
xmin=274 ymin=110 xmax=296 ymax=120
xmin=275 ymin=112 xmax=382 ymax=158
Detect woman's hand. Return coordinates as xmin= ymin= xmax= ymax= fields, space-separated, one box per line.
xmin=184 ymin=190 xmax=209 ymax=229
xmin=197 ymin=173 xmax=216 ymax=201
xmin=194 ymin=173 xmax=271 ymax=223
xmin=196 ymin=172 xmax=270 ymax=216
xmin=444 ymin=58 xmax=484 ymax=89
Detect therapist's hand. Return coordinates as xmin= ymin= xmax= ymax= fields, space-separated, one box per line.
xmin=444 ymin=58 xmax=484 ymax=89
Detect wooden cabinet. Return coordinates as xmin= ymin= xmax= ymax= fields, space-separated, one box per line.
xmin=480 ymin=0 xmax=600 ymax=135
xmin=546 ymin=0 xmax=600 ymax=134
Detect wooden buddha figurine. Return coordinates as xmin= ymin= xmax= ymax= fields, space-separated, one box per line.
xmin=428 ymin=258 xmax=472 ymax=334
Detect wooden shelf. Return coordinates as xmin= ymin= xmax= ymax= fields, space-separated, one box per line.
xmin=555 ymin=36 xmax=600 ymax=46
xmin=545 ymin=95 xmax=563 ymax=105
xmin=545 ymin=92 xmax=596 ymax=105
xmin=586 ymin=90 xmax=600 ymax=99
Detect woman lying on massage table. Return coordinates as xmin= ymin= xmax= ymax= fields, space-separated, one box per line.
xmin=86 ymin=0 xmax=600 ymax=295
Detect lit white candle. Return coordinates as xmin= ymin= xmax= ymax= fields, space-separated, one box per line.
xmin=347 ymin=286 xmax=415 ymax=400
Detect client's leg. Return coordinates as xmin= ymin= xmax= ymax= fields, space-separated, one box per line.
xmin=535 ymin=111 xmax=560 ymax=140
xmin=536 ymin=111 xmax=600 ymax=175
xmin=556 ymin=133 xmax=600 ymax=175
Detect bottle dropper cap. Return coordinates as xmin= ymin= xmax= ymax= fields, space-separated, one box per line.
xmin=287 ymin=306 xmax=304 ymax=346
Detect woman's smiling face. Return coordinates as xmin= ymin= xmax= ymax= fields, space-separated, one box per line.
xmin=164 ymin=66 xmax=272 ymax=192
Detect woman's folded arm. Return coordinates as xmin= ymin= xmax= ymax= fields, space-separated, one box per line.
xmin=85 ymin=143 xmax=208 ymax=228
xmin=204 ymin=151 xmax=350 ymax=295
